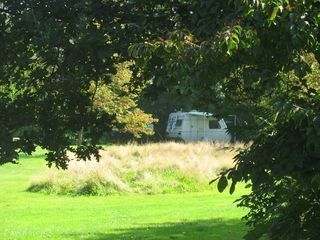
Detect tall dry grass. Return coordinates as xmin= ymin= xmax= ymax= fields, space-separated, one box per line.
xmin=28 ymin=142 xmax=243 ymax=196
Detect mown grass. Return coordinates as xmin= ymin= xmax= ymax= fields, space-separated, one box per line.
xmin=28 ymin=142 xmax=242 ymax=196
xmin=0 ymin=144 xmax=249 ymax=240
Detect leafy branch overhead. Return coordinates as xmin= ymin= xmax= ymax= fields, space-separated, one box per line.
xmin=129 ymin=1 xmax=320 ymax=239
xmin=0 ymin=0 xmax=161 ymax=167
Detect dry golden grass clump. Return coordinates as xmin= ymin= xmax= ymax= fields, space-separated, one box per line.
xmin=28 ymin=142 xmax=243 ymax=196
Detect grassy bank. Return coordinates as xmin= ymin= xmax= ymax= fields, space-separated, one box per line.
xmin=0 ymin=144 xmax=249 ymax=240
xmin=28 ymin=142 xmax=242 ymax=196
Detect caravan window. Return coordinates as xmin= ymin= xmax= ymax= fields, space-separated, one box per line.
xmin=209 ymin=120 xmax=221 ymax=129
xmin=166 ymin=118 xmax=174 ymax=131
xmin=175 ymin=119 xmax=183 ymax=127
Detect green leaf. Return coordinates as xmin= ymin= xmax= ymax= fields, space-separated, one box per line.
xmin=270 ymin=6 xmax=279 ymax=21
xmin=226 ymin=39 xmax=237 ymax=55
xmin=217 ymin=175 xmax=228 ymax=193
xmin=231 ymin=33 xmax=240 ymax=44
xmin=229 ymin=181 xmax=236 ymax=195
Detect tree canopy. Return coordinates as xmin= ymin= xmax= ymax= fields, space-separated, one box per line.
xmin=1 ymin=1 xmax=320 ymax=239
xmin=0 ymin=0 xmax=160 ymax=167
xmin=130 ymin=1 xmax=320 ymax=239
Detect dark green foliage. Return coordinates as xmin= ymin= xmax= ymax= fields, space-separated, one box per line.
xmin=0 ymin=0 xmax=164 ymax=167
xmin=217 ymin=175 xmax=228 ymax=193
xmin=129 ymin=0 xmax=320 ymax=239
xmin=1 ymin=0 xmax=320 ymax=238
xmin=229 ymin=102 xmax=320 ymax=240
xmin=1 ymin=0 xmax=196 ymax=166
xmin=0 ymin=0 xmax=123 ymax=166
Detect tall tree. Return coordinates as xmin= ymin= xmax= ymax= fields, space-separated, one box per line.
xmin=130 ymin=1 xmax=320 ymax=239
xmin=1 ymin=0 xmax=192 ymax=167
xmin=0 ymin=1 xmax=121 ymax=167
xmin=0 ymin=0 xmax=160 ymax=167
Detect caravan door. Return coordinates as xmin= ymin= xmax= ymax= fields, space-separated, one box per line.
xmin=188 ymin=115 xmax=206 ymax=141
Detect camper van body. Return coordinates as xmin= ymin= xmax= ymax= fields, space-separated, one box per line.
xmin=166 ymin=111 xmax=231 ymax=142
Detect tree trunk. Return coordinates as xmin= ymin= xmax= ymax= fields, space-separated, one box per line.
xmin=77 ymin=127 xmax=84 ymax=146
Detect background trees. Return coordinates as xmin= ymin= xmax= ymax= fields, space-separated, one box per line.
xmin=92 ymin=62 xmax=156 ymax=140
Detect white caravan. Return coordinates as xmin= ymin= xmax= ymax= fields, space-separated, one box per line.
xmin=166 ymin=111 xmax=233 ymax=142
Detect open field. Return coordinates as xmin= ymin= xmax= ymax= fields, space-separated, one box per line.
xmin=0 ymin=144 xmax=249 ymax=240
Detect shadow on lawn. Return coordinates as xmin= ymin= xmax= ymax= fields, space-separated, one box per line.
xmin=65 ymin=218 xmax=247 ymax=240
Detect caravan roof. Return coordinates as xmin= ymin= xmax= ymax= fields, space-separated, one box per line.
xmin=187 ymin=111 xmax=213 ymax=117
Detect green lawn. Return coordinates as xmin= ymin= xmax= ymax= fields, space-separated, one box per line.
xmin=0 ymin=151 xmax=248 ymax=240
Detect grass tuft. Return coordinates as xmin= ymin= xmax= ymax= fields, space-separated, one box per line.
xmin=28 ymin=141 xmax=243 ymax=196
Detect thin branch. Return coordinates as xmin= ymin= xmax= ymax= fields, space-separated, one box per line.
xmin=184 ymin=40 xmax=201 ymax=48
